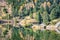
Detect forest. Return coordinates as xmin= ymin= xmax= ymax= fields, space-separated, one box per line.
xmin=0 ymin=0 xmax=60 ymax=40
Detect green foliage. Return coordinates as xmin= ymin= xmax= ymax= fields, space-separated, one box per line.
xmin=5 ymin=0 xmax=60 ymax=24
xmin=6 ymin=0 xmax=26 ymax=17
xmin=56 ymin=34 xmax=60 ymax=40
xmin=22 ymin=7 xmax=29 ymax=16
xmin=3 ymin=8 xmax=8 ymax=13
xmin=49 ymin=2 xmax=57 ymax=13
xmin=21 ymin=28 xmax=33 ymax=37
xmin=35 ymin=11 xmax=42 ymax=24
xmin=42 ymin=11 xmax=50 ymax=25
xmin=18 ymin=27 xmax=60 ymax=40
xmin=9 ymin=14 xmax=13 ymax=19
xmin=33 ymin=7 xmax=36 ymax=13
xmin=29 ymin=7 xmax=34 ymax=18
xmin=12 ymin=8 xmax=19 ymax=17
xmin=40 ymin=6 xmax=44 ymax=14
xmin=48 ymin=31 xmax=57 ymax=40
xmin=11 ymin=27 xmax=23 ymax=40
xmin=4 ymin=0 xmax=60 ymax=40
xmin=50 ymin=6 xmax=60 ymax=20
xmin=35 ymin=0 xmax=41 ymax=7
xmin=3 ymin=29 xmax=8 ymax=37
xmin=50 ymin=8 xmax=56 ymax=20
xmin=34 ymin=30 xmax=60 ymax=40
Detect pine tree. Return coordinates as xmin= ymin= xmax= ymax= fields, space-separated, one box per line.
xmin=35 ymin=11 xmax=42 ymax=24
xmin=40 ymin=6 xmax=44 ymax=14
xmin=11 ymin=27 xmax=22 ymax=40
xmin=50 ymin=6 xmax=60 ymax=20
xmin=30 ymin=7 xmax=34 ymax=18
xmin=49 ymin=31 xmax=57 ymax=40
xmin=42 ymin=11 xmax=50 ymax=25
xmin=49 ymin=0 xmax=58 ymax=12
xmin=6 ymin=0 xmax=26 ymax=17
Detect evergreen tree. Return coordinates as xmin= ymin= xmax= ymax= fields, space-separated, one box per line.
xmin=22 ymin=7 xmax=29 ymax=16
xmin=6 ymin=0 xmax=26 ymax=17
xmin=34 ymin=30 xmax=41 ymax=40
xmin=42 ymin=11 xmax=50 ymax=25
xmin=30 ymin=7 xmax=34 ymax=18
xmin=50 ymin=6 xmax=60 ymax=20
xmin=46 ymin=5 xmax=50 ymax=14
xmin=49 ymin=31 xmax=57 ymax=40
xmin=35 ymin=11 xmax=42 ymax=24
xmin=33 ymin=7 xmax=36 ymax=13
xmin=50 ymin=8 xmax=56 ymax=20
xmin=49 ymin=0 xmax=58 ymax=12
xmin=40 ymin=6 xmax=44 ymax=14
xmin=11 ymin=27 xmax=22 ymax=40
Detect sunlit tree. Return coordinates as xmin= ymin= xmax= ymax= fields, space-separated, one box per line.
xmin=42 ymin=11 xmax=50 ymax=25
xmin=6 ymin=0 xmax=26 ymax=17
